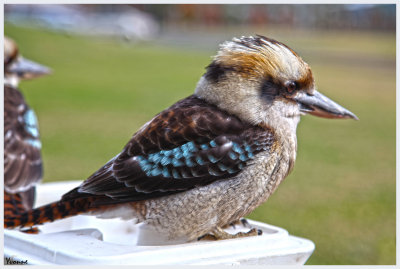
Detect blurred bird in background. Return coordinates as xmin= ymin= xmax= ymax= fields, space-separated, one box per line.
xmin=5 ymin=35 xmax=357 ymax=243
xmin=4 ymin=36 xmax=51 ymax=232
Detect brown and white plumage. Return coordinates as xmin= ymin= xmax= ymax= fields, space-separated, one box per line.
xmin=4 ymin=37 xmax=50 ymax=218
xmin=4 ymin=85 xmax=42 ymax=204
xmin=4 ymin=35 xmax=357 ymax=244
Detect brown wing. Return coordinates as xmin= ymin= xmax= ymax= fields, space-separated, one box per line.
xmin=62 ymin=95 xmax=275 ymax=205
xmin=4 ymin=85 xmax=43 ymax=193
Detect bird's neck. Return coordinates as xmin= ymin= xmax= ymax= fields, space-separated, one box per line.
xmin=260 ymin=115 xmax=298 ymax=177
xmin=278 ymin=122 xmax=298 ymax=175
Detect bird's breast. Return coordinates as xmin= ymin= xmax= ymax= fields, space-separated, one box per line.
xmin=224 ymin=146 xmax=293 ymax=219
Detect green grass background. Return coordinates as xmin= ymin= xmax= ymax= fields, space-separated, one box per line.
xmin=5 ymin=24 xmax=395 ymax=265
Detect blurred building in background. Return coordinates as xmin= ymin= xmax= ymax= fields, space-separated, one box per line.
xmin=5 ymin=4 xmax=395 ymax=42
xmin=141 ymin=4 xmax=395 ymax=31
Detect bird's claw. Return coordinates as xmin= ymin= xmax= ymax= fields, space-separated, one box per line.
xmin=197 ymin=233 xmax=218 ymax=241
xmin=240 ymin=218 xmax=251 ymax=228
xmin=198 ymin=226 xmax=262 ymax=241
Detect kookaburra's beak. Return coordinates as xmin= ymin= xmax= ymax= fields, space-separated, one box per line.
xmin=294 ymin=90 xmax=359 ymax=120
xmin=7 ymin=57 xmax=51 ymax=80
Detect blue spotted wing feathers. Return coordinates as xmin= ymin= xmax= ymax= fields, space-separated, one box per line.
xmin=63 ymin=95 xmax=275 ymax=204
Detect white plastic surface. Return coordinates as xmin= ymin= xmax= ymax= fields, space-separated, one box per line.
xmin=4 ymin=181 xmax=315 ymax=265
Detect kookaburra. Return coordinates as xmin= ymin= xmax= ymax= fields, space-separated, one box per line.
xmin=4 ymin=36 xmax=50 ymax=224
xmin=4 ymin=35 xmax=357 ymax=243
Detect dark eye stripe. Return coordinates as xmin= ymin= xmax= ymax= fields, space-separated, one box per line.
xmin=261 ymin=79 xmax=279 ymax=101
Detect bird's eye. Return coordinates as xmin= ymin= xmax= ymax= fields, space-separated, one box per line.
xmin=285 ymin=81 xmax=297 ymax=94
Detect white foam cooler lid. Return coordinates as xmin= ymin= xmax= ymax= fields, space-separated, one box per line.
xmin=4 ymin=181 xmax=315 ymax=265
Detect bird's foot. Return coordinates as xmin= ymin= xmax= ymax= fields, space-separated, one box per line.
xmin=197 ymin=233 xmax=218 ymax=241
xmin=198 ymin=226 xmax=262 ymax=241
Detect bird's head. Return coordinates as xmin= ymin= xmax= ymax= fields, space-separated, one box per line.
xmin=195 ymin=35 xmax=357 ymax=133
xmin=4 ymin=36 xmax=51 ymax=87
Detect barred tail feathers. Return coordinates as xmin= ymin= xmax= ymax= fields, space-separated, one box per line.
xmin=4 ymin=197 xmax=98 ymax=229
xmin=4 ymin=191 xmax=28 ymax=217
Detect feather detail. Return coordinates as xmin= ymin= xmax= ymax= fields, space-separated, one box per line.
xmin=4 ymin=85 xmax=42 ymax=194
xmin=68 ymin=95 xmax=276 ymax=203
